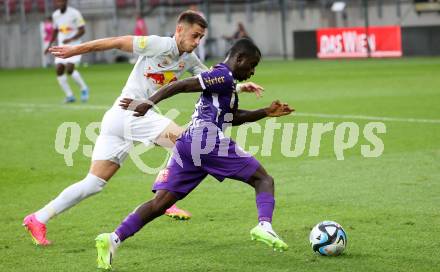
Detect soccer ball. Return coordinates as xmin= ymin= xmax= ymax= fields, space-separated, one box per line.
xmin=309 ymin=221 xmax=347 ymax=256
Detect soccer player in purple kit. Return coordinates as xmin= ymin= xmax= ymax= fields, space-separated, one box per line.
xmin=95 ymin=38 xmax=293 ymax=269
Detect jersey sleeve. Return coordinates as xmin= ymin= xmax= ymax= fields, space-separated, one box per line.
xmin=73 ymin=10 xmax=85 ymax=28
xmin=196 ymin=68 xmax=235 ymax=94
xmin=132 ymin=35 xmax=172 ymax=57
xmin=187 ymin=52 xmax=208 ymax=76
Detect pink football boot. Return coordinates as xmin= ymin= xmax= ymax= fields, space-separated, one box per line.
xmin=23 ymin=214 xmax=51 ymax=246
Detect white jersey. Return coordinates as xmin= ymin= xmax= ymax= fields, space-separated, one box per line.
xmin=52 ymin=6 xmax=85 ymax=46
xmin=121 ymin=35 xmax=207 ymax=100
xmin=94 ymin=35 xmax=207 ymax=164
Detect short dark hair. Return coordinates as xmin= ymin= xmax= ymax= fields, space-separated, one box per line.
xmin=177 ymin=10 xmax=208 ymax=29
xmin=227 ymin=38 xmax=261 ymax=59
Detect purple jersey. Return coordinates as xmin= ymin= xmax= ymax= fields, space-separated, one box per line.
xmin=151 ymin=63 xmax=261 ymax=199
xmin=182 ymin=63 xmax=238 ymax=142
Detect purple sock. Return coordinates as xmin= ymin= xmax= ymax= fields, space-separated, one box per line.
xmin=256 ymin=192 xmax=275 ymax=223
xmin=114 ymin=213 xmax=145 ymax=242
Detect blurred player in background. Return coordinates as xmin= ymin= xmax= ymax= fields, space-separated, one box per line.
xmin=44 ymin=0 xmax=89 ymax=103
xmin=24 ymin=10 xmax=263 ymax=246
xmin=95 ymin=38 xmax=292 ymax=269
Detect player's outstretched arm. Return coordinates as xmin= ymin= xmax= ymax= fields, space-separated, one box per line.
xmin=237 ymin=82 xmax=264 ymax=98
xmin=119 ymin=77 xmax=203 ymax=117
xmin=49 ymin=36 xmax=133 ymax=58
xmin=232 ymin=100 xmax=294 ymax=126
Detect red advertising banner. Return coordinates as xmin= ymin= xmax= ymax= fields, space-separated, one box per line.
xmin=316 ymin=26 xmax=402 ymax=58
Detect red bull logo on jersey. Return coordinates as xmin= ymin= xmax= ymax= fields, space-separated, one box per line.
xmin=59 ymin=25 xmax=73 ymax=34
xmin=144 ymin=71 xmax=177 ymax=86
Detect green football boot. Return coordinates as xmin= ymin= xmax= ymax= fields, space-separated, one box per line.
xmin=250 ymin=224 xmax=289 ymax=252
xmin=95 ymin=233 xmax=114 ymax=270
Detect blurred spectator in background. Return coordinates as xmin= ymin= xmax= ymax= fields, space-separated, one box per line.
xmin=223 ymin=22 xmax=250 ymax=42
xmin=130 ymin=13 xmax=148 ymax=64
xmin=222 ymin=22 xmax=250 ymax=56
xmin=41 ymin=16 xmax=54 ymax=67
xmin=189 ymin=4 xmax=207 ymax=61
xmin=134 ymin=13 xmax=148 ymax=36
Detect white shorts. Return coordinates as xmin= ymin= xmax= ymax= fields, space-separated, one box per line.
xmin=55 ymin=55 xmax=81 ymax=65
xmin=92 ymin=105 xmax=173 ymax=165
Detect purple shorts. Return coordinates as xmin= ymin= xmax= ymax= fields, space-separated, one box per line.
xmin=152 ymin=138 xmax=261 ymax=199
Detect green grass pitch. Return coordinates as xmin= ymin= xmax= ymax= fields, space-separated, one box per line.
xmin=0 ymin=58 xmax=439 ymax=271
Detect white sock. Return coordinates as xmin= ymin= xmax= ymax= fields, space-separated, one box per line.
xmin=35 ymin=174 xmax=106 ymax=224
xmin=110 ymin=232 xmax=121 ymax=249
xmin=70 ymin=70 xmax=88 ymax=90
xmin=57 ymin=74 xmax=74 ymax=97
xmin=259 ymin=221 xmax=273 ymax=232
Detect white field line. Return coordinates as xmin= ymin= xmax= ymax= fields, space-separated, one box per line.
xmin=293 ymin=112 xmax=440 ymax=124
xmin=0 ymin=102 xmax=108 ymax=111
xmin=1 ymin=102 xmax=440 ymax=124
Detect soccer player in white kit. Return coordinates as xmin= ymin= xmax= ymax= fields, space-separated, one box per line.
xmin=24 ymin=10 xmax=263 ymax=246
xmin=45 ymin=0 xmax=89 ymax=103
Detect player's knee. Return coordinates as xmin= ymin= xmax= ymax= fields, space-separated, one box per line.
xmin=90 ymin=160 xmax=120 ymax=181
xmin=56 ymin=66 xmax=65 ymax=76
xmin=66 ymin=68 xmax=74 ymax=75
xmin=66 ymin=63 xmax=75 ymax=73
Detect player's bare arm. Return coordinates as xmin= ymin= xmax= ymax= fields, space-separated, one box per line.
xmin=232 ymin=100 xmax=294 ymax=126
xmin=119 ymin=76 xmax=202 ymax=116
xmin=49 ymin=35 xmax=133 ymax=58
xmin=237 ymin=82 xmax=264 ymax=98
xmin=62 ymin=26 xmax=85 ymax=44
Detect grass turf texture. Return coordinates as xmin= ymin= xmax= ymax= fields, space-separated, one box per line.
xmin=0 ymin=58 xmax=439 ymax=271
